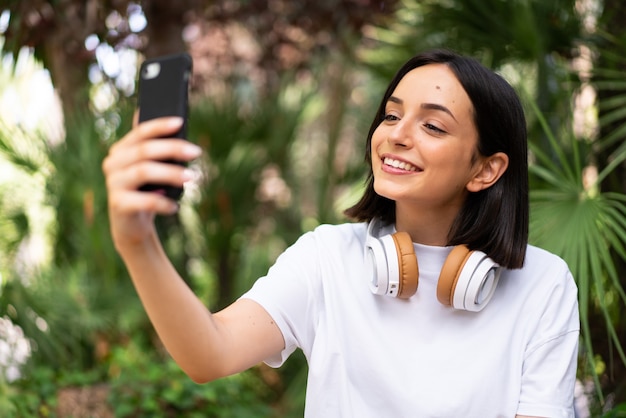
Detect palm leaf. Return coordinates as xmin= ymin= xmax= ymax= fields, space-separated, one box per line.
xmin=528 ymin=96 xmax=626 ymax=403
xmin=526 ymin=91 xmax=581 ymax=186
xmin=591 ymin=36 xmax=626 ymax=177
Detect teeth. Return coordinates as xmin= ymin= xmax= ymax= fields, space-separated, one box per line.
xmin=383 ymin=157 xmax=418 ymax=172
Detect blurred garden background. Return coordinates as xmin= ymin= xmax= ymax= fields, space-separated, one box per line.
xmin=0 ymin=0 xmax=625 ymax=416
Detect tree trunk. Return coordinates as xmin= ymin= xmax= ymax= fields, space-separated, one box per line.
xmin=39 ymin=1 xmax=95 ymax=120
xmin=141 ymin=0 xmax=195 ymax=58
xmin=43 ymin=37 xmax=91 ymax=121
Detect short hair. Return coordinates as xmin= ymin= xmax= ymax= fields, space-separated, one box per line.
xmin=345 ymin=49 xmax=528 ymax=269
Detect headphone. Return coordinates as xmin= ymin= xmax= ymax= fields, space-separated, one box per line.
xmin=364 ymin=219 xmax=501 ymax=312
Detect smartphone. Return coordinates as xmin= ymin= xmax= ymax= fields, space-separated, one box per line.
xmin=137 ymin=52 xmax=192 ymax=200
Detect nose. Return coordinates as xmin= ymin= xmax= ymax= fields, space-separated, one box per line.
xmin=387 ymin=119 xmax=414 ymax=148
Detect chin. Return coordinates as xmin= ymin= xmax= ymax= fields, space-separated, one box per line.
xmin=373 ymin=182 xmax=402 ymax=202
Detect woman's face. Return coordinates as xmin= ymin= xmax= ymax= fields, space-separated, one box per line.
xmin=371 ymin=63 xmax=484 ymax=216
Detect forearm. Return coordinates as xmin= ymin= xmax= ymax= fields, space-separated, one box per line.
xmin=103 ymin=119 xmax=284 ymax=382
xmin=118 ymin=232 xmax=228 ymax=382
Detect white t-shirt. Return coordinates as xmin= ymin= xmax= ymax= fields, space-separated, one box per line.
xmin=241 ymin=222 xmax=580 ymax=418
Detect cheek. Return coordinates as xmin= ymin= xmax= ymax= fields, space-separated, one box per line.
xmin=370 ymin=130 xmax=384 ymax=161
xmin=431 ymin=142 xmax=473 ymax=167
xmin=371 ymin=126 xmax=384 ymax=148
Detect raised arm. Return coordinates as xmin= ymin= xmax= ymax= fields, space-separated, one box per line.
xmin=102 ymin=117 xmax=284 ymax=383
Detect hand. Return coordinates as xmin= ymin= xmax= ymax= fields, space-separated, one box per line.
xmin=102 ymin=116 xmax=202 ymax=251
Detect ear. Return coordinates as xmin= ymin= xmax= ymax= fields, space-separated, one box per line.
xmin=466 ymin=152 xmax=509 ymax=192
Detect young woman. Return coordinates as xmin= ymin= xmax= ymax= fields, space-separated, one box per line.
xmin=103 ymin=49 xmax=579 ymax=417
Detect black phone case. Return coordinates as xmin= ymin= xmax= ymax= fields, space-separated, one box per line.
xmin=137 ymin=52 xmax=192 ymax=200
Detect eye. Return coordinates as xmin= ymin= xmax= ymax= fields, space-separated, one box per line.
xmin=423 ymin=123 xmax=446 ymax=134
xmin=383 ymin=113 xmax=400 ymax=122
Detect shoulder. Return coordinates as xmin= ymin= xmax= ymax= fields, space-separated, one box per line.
xmin=271 ymin=222 xmax=367 ymax=271
xmin=498 ymin=244 xmax=579 ymax=331
xmin=296 ymin=222 xmax=367 ymax=250
xmin=497 ymin=244 xmax=578 ymax=314
xmin=519 ymin=244 xmax=574 ymax=286
xmin=500 ymin=244 xmax=577 ymax=302
xmin=309 ymin=222 xmax=366 ymax=238
xmin=524 ymin=244 xmax=569 ymax=268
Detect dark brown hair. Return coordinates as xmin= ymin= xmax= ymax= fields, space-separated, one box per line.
xmin=345 ymin=49 xmax=528 ymax=269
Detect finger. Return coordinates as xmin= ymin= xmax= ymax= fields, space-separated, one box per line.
xmin=125 ymin=116 xmax=184 ymax=146
xmin=104 ymin=116 xmax=185 ymax=164
xmin=107 ymin=160 xmax=194 ymax=192
xmin=132 ymin=109 xmax=139 ymax=127
xmin=109 ymin=189 xmax=179 ymax=216
xmin=103 ymin=138 xmax=201 ymax=175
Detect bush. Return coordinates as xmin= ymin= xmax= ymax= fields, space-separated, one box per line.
xmin=0 ymin=337 xmax=278 ymax=417
xmin=106 ymin=343 xmax=277 ymax=418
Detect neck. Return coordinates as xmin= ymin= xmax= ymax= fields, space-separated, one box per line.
xmin=394 ymin=203 xmax=459 ymax=246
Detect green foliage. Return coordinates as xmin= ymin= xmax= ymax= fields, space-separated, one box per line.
xmin=184 ymin=85 xmax=314 ymax=308
xmin=361 ymin=0 xmax=581 ymax=74
xmin=0 ymin=98 xmax=151 ymax=372
xmin=526 ymin=93 xmax=626 ymax=404
xmin=107 ymin=343 xmax=276 ymax=418
xmin=0 ymin=46 xmax=56 ymax=283
xmin=0 ymin=363 xmax=112 ymax=417
xmin=1 ymin=263 xmax=145 ymax=371
xmin=604 ymin=403 xmax=626 ymax=417
xmin=0 ymin=366 xmax=58 ymax=417
xmin=0 ymin=340 xmax=277 ymax=418
xmin=593 ymin=34 xmax=626 ymax=179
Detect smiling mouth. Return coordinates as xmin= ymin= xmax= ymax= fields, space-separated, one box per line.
xmin=383 ymin=157 xmax=419 ymax=172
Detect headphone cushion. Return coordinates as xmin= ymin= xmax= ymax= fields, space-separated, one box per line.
xmin=391 ymin=232 xmax=419 ymax=299
xmin=437 ymin=245 xmax=472 ymax=306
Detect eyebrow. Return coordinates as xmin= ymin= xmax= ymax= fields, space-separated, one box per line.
xmin=387 ymin=95 xmax=457 ymax=122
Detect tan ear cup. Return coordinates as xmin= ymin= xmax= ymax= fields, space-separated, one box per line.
xmin=437 ymin=245 xmax=472 ymax=306
xmin=391 ymin=232 xmax=419 ymax=299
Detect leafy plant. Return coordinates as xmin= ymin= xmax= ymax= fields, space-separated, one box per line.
xmin=107 ymin=342 xmax=276 ymax=418
xmin=526 ymin=93 xmax=626 ymax=405
xmin=603 ymin=403 xmax=626 ymax=417
xmin=185 ymin=86 xmax=312 ymax=309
